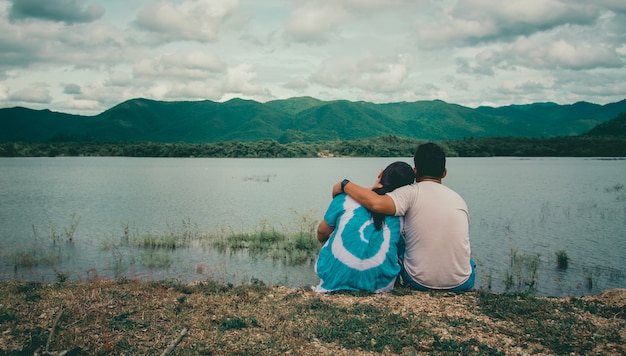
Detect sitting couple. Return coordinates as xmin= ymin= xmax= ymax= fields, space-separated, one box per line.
xmin=314 ymin=142 xmax=475 ymax=293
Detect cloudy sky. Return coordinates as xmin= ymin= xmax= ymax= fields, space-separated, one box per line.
xmin=0 ymin=0 xmax=625 ymax=115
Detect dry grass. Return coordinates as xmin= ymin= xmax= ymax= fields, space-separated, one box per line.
xmin=0 ymin=279 xmax=624 ymax=355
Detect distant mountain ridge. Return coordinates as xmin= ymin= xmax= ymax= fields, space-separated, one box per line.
xmin=585 ymin=111 xmax=626 ymax=137
xmin=1 ymin=97 xmax=625 ymax=143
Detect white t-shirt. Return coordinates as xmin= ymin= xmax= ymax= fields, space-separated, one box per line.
xmin=388 ymin=181 xmax=471 ymax=289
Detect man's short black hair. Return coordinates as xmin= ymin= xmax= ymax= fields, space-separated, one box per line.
xmin=414 ymin=142 xmax=446 ymax=178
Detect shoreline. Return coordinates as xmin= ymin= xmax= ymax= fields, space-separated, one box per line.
xmin=0 ymin=280 xmax=624 ymax=355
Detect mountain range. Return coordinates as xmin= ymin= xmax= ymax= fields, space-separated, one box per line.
xmin=1 ymin=97 xmax=625 ymax=143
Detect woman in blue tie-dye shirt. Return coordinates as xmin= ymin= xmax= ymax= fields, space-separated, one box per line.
xmin=314 ymin=161 xmax=415 ymax=293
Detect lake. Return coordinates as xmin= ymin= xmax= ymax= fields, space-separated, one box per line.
xmin=0 ymin=157 xmax=624 ymax=297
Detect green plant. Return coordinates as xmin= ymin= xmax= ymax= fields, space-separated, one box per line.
xmin=481 ymin=269 xmax=493 ymax=290
xmin=110 ymin=312 xmax=149 ymax=331
xmin=252 ymin=220 xmax=286 ymax=246
xmin=131 ymin=233 xmax=188 ymax=249
xmin=120 ymin=220 xmax=138 ymax=243
xmin=504 ymin=248 xmax=541 ymax=292
xmin=504 ymin=270 xmax=514 ymax=290
xmin=432 ymin=336 xmax=503 ymax=355
xmin=605 ymin=183 xmax=624 ymax=192
xmin=139 ymin=251 xmax=173 ymax=269
xmin=584 ymin=268 xmax=594 ymax=290
xmin=292 ymin=233 xmax=318 ymax=250
xmin=10 ymin=247 xmax=62 ymax=269
xmin=54 ymin=270 xmax=69 ymax=284
xmin=209 ymin=214 xmax=320 ymax=261
xmin=219 ymin=317 xmax=250 ymax=331
xmin=48 ymin=221 xmax=60 ymax=246
xmin=110 ymin=245 xmax=129 ymax=279
xmin=555 ymin=250 xmax=569 ymax=269
xmin=16 ymin=281 xmax=43 ymax=302
xmin=63 ymin=213 xmax=81 ymax=242
xmin=48 ymin=214 xmax=81 ymax=245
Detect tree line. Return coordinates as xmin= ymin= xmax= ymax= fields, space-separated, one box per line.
xmin=1 ymin=135 xmax=625 ymax=158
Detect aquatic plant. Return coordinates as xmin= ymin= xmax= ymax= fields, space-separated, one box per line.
xmin=583 ymin=268 xmax=595 ymax=291
xmin=208 ymin=211 xmax=320 ymax=262
xmin=63 ymin=213 xmax=81 ymax=243
xmin=7 ymin=247 xmax=63 ymax=269
xmin=140 ymin=251 xmax=173 ymax=269
xmin=605 ymin=183 xmax=624 ymax=192
xmin=504 ymin=248 xmax=541 ymax=292
xmin=48 ymin=213 xmax=81 ymax=245
xmin=555 ymin=250 xmax=569 ymax=270
xmin=131 ymin=233 xmax=187 ymax=249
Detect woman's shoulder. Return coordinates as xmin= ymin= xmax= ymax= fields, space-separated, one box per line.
xmin=383 ymin=214 xmax=403 ymax=229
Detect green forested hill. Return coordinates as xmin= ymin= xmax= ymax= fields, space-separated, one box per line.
xmin=289 ymin=100 xmax=403 ymax=140
xmin=265 ymin=96 xmax=325 ymax=116
xmin=86 ymin=98 xmax=291 ymax=142
xmin=1 ymin=97 xmax=625 ymax=143
xmin=370 ymin=100 xmax=511 ymax=138
xmin=584 ymin=111 xmax=626 ymax=137
xmin=475 ymin=101 xmax=626 ymax=137
xmin=0 ymin=107 xmax=90 ymax=142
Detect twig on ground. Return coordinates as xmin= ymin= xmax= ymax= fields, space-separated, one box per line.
xmin=161 ymin=327 xmax=188 ymax=356
xmin=35 ymin=306 xmax=82 ymax=356
xmin=46 ymin=306 xmax=65 ymax=352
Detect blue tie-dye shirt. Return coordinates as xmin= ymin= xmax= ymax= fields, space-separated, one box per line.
xmin=314 ymin=193 xmax=403 ymax=293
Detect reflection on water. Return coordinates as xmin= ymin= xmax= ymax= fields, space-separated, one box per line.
xmin=0 ymin=157 xmax=624 ymax=297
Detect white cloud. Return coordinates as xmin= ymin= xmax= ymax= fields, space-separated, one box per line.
xmin=160 ymin=51 xmax=225 ymax=72
xmin=165 ymin=81 xmax=222 ymax=100
xmin=0 ymin=83 xmax=8 ymax=100
xmin=0 ymin=0 xmax=624 ymax=115
xmin=10 ymin=86 xmax=52 ymax=103
xmin=546 ymin=40 xmax=622 ymax=70
xmin=60 ymin=98 xmax=101 ymax=111
xmin=284 ymin=0 xmax=422 ymax=43
xmin=222 ymin=63 xmax=271 ymax=98
xmin=471 ymin=35 xmax=624 ymax=73
xmin=311 ymin=54 xmax=409 ymax=93
xmin=68 ymin=79 xmax=134 ymax=111
xmin=133 ymin=51 xmax=225 ymax=81
xmin=0 ymin=5 xmax=138 ymax=75
xmin=418 ymin=0 xmax=598 ymax=46
xmin=106 ymin=71 xmax=132 ymax=86
xmin=283 ymin=76 xmax=309 ymax=91
xmin=285 ymin=2 xmax=349 ymax=43
xmin=135 ymin=0 xmax=239 ymax=42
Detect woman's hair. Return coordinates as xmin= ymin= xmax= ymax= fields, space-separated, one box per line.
xmin=371 ymin=161 xmax=415 ymax=230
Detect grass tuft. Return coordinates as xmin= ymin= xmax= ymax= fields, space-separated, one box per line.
xmin=219 ymin=317 xmax=250 ymax=331
xmin=556 ymin=250 xmax=569 ymax=269
xmin=504 ymin=247 xmax=540 ymax=292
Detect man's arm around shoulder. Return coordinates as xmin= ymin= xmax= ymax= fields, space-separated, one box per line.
xmin=332 ymin=180 xmax=396 ymax=215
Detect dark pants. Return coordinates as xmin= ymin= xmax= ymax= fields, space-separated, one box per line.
xmin=400 ymin=259 xmax=476 ymax=292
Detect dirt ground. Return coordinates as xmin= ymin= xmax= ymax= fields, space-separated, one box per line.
xmin=0 ymin=280 xmax=624 ymax=355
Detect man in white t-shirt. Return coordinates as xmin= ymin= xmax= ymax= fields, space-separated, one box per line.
xmin=333 ymin=142 xmax=475 ymax=291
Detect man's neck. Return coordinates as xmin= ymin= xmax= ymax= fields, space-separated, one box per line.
xmin=417 ymin=176 xmax=442 ymax=183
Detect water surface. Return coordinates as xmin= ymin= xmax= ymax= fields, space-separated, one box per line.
xmin=1 ymin=157 xmax=624 ymax=296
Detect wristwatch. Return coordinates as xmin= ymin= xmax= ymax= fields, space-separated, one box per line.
xmin=341 ymin=179 xmax=350 ymax=193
